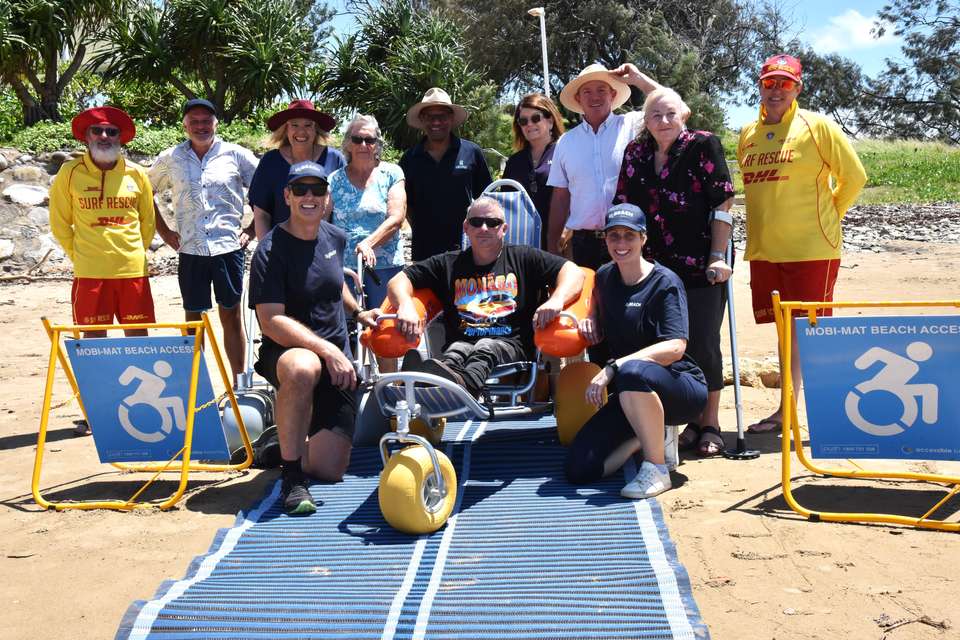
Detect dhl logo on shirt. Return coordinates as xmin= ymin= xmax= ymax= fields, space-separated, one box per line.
xmin=91 ymin=215 xmax=130 ymax=227
xmin=743 ymin=169 xmax=789 ymax=184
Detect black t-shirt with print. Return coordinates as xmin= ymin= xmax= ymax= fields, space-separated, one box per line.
xmin=248 ymin=221 xmax=350 ymax=357
xmin=403 ymin=244 xmax=568 ymax=353
xmin=596 ymin=261 xmax=704 ymax=381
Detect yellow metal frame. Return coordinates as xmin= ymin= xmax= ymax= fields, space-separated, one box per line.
xmin=33 ymin=313 xmax=253 ymax=511
xmin=773 ymin=293 xmax=960 ymax=531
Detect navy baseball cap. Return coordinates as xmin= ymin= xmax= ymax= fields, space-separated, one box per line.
xmin=182 ymin=98 xmax=217 ymax=116
xmin=286 ymin=161 xmax=329 ymax=186
xmin=604 ymin=203 xmax=647 ymax=232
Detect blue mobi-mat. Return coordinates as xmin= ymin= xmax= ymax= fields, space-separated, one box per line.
xmin=117 ymin=415 xmax=709 ymax=639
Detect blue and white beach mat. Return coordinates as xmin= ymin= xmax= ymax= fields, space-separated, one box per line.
xmin=117 ymin=415 xmax=708 ymax=639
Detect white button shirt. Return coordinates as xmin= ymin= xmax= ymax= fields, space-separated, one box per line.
xmin=149 ymin=138 xmax=258 ymax=256
xmin=547 ymin=110 xmax=644 ymax=230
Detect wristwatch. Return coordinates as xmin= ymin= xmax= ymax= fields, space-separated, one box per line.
xmin=351 ymin=308 xmax=361 ymax=321
xmin=605 ymin=359 xmax=619 ymax=377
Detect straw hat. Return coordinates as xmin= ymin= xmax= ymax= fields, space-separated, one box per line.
xmin=559 ymin=64 xmax=631 ymax=114
xmin=406 ymin=88 xmax=468 ymax=129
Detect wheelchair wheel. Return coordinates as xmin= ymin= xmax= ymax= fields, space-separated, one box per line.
xmin=379 ymin=445 xmax=457 ymax=534
xmin=390 ymin=416 xmax=446 ymax=447
xmin=221 ymin=390 xmax=273 ymax=461
xmin=353 ymin=389 xmax=391 ymax=446
xmin=555 ymin=362 xmax=605 ymax=446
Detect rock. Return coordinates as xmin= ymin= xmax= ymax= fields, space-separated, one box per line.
xmin=0 ymin=238 xmax=13 ymax=259
xmin=27 ymin=207 xmax=49 ymax=225
xmin=725 ymin=356 xmax=782 ymax=389
xmin=25 ymin=234 xmax=65 ymax=264
xmin=12 ymin=165 xmax=45 ymax=182
xmin=18 ymin=154 xmax=32 ymax=163
xmin=20 ymin=223 xmax=39 ymax=239
xmin=0 ymin=156 xmax=7 ymax=171
xmin=47 ymin=151 xmax=72 ymax=172
xmin=2 ymin=184 xmax=48 ymax=206
xmin=149 ymin=235 xmax=165 ymax=251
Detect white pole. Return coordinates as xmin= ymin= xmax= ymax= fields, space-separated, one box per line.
xmin=528 ymin=7 xmax=550 ymax=97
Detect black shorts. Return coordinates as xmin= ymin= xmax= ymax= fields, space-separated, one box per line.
xmin=178 ymin=249 xmax=244 ymax=312
xmin=255 ymin=342 xmax=357 ymax=439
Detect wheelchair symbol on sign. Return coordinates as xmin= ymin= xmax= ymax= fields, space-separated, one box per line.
xmin=843 ymin=342 xmax=939 ymax=436
xmin=117 ymin=361 xmax=187 ymax=443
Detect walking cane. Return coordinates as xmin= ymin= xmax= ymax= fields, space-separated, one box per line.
xmin=709 ymin=241 xmax=759 ymax=461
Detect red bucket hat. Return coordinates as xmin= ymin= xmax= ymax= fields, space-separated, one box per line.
xmin=266 ymin=99 xmax=336 ymax=133
xmin=759 ymin=54 xmax=802 ymax=83
xmin=71 ymin=106 xmax=136 ymax=145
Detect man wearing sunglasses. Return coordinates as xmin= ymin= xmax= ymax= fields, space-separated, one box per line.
xmin=149 ymin=99 xmax=259 ymax=383
xmin=49 ymin=107 xmax=158 ymax=353
xmin=737 ymin=53 xmax=866 ymax=434
xmin=249 ymin=161 xmax=376 ymax=515
xmin=385 ymin=196 xmax=584 ymax=397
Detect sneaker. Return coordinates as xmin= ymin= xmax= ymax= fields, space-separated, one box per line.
xmin=252 ymin=428 xmax=281 ymax=469
xmin=281 ymin=473 xmax=316 ymax=515
xmin=401 ymin=349 xmax=424 ymax=372
xmin=620 ymin=461 xmax=672 ymax=500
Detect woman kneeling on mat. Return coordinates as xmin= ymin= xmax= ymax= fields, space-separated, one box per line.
xmin=565 ymin=203 xmax=708 ymax=499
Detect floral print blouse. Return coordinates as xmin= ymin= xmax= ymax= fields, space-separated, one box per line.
xmin=614 ymin=130 xmax=734 ymax=287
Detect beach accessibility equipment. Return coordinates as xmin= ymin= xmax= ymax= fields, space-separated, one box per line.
xmin=33 ymin=314 xmax=253 ymax=511
xmin=773 ymin=293 xmax=960 ymax=531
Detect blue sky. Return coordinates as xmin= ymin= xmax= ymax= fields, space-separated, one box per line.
xmin=325 ymin=1 xmax=905 ymax=129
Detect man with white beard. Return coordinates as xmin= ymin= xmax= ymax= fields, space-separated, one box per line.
xmin=50 ymin=107 xmax=158 ymax=343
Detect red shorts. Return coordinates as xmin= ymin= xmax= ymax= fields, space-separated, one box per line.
xmin=749 ymin=259 xmax=840 ymax=324
xmin=71 ymin=277 xmax=156 ymax=326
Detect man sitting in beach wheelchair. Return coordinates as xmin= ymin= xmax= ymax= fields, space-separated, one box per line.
xmin=379 ymin=195 xmax=584 ymax=404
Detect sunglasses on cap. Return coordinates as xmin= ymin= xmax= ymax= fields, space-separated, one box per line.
xmin=350 ymin=135 xmax=378 ymax=146
xmin=760 ymin=77 xmax=799 ymax=91
xmin=466 ymin=216 xmax=505 ymax=229
xmin=289 ymin=182 xmax=329 ymax=197
xmin=89 ymin=125 xmax=121 ymax=138
xmin=516 ymin=112 xmax=550 ymax=127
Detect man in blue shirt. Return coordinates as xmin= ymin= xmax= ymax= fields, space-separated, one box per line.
xmin=400 ymin=88 xmax=492 ymax=261
xmin=149 ymin=99 xmax=258 ymax=381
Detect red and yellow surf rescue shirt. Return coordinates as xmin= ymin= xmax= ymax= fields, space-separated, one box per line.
xmin=49 ymin=153 xmax=156 ymax=279
xmin=737 ymin=101 xmax=866 ymax=262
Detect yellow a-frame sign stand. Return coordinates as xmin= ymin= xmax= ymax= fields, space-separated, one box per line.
xmin=33 ymin=313 xmax=253 ymax=511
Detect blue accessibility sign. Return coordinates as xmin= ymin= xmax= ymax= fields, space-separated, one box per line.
xmin=65 ymin=336 xmax=229 ymax=463
xmin=796 ymin=315 xmax=960 ymax=460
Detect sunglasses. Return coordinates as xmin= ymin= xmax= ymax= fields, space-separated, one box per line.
xmin=516 ymin=112 xmax=550 ymax=127
xmin=350 ymin=135 xmax=378 ymax=146
xmin=289 ymin=182 xmax=328 ymax=197
xmin=89 ymin=125 xmax=121 ymax=138
xmin=760 ymin=77 xmax=799 ymax=91
xmin=466 ymin=216 xmax=505 ymax=229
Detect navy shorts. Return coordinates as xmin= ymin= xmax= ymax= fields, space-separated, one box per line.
xmin=178 ymin=249 xmax=244 ymax=312
xmin=255 ymin=342 xmax=357 ymax=439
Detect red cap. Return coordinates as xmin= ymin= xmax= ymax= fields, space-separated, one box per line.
xmin=759 ymin=54 xmax=802 ymax=83
xmin=71 ymin=106 xmax=136 ymax=145
xmin=266 ymin=99 xmax=336 ymax=133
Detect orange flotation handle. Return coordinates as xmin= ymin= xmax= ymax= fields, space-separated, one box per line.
xmin=361 ymin=288 xmax=443 ymax=358
xmin=534 ymin=267 xmax=595 ymax=358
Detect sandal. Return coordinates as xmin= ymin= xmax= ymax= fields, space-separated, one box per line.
xmin=747 ymin=417 xmax=782 ymax=434
xmin=697 ymin=426 xmax=724 ymax=457
xmin=678 ymin=423 xmax=701 ymax=451
xmin=72 ymin=420 xmax=91 ymax=437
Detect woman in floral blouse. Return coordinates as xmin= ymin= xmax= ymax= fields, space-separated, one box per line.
xmin=614 ymin=87 xmax=735 ymax=456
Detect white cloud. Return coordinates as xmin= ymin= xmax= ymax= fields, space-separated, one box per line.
xmin=809 ymin=10 xmax=899 ymax=53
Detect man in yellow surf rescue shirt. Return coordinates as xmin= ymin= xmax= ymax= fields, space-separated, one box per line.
xmin=737 ymin=54 xmax=867 ymax=434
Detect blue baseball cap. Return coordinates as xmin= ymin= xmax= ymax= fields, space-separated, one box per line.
xmin=182 ymin=98 xmax=217 ymax=116
xmin=286 ymin=161 xmax=329 ymax=186
xmin=604 ymin=203 xmax=647 ymax=232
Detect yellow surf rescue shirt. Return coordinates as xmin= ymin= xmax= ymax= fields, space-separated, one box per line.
xmin=49 ymin=153 xmax=156 ymax=279
xmin=737 ymin=101 xmax=866 ymax=262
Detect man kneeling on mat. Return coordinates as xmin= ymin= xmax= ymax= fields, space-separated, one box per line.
xmin=566 ymin=204 xmax=708 ymax=499
xmin=385 ymin=196 xmax=584 ymax=397
xmin=249 ymin=161 xmax=376 ymax=515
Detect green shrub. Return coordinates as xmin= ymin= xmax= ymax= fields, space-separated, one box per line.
xmin=0 ymin=87 xmax=21 ymax=143
xmin=8 ymin=121 xmax=81 ymax=153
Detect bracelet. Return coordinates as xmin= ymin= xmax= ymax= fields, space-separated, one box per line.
xmin=351 ymin=308 xmax=361 ymax=321
xmin=711 ymin=209 xmax=734 ymax=225
xmin=709 ymin=250 xmax=726 ymax=261
xmin=605 ymin=359 xmax=619 ymax=376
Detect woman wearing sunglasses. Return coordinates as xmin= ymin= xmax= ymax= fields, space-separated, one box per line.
xmin=328 ymin=115 xmax=406 ymax=323
xmin=502 ymin=94 xmax=565 ymax=248
xmin=736 ymin=54 xmax=865 ymax=435
xmin=249 ymin=100 xmax=345 ymax=239
xmin=613 ymin=87 xmax=735 ymax=457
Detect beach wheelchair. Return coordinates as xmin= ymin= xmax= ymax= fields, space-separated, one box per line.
xmin=355 ymin=180 xmax=607 ymax=534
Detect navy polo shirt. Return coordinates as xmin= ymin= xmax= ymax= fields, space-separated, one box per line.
xmin=400 ymin=135 xmax=492 ymax=261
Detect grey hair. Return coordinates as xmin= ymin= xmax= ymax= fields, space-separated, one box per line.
xmin=467 ymin=195 xmax=504 ymax=217
xmin=641 ymin=87 xmax=692 ymax=122
xmin=342 ymin=114 xmax=383 ymax=162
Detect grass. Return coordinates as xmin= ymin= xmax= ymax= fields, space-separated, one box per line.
xmin=720 ymin=132 xmax=960 ymax=205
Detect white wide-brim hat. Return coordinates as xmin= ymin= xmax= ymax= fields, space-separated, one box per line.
xmin=559 ymin=64 xmax=631 ymax=114
xmin=406 ymin=87 xmax=469 ymax=129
